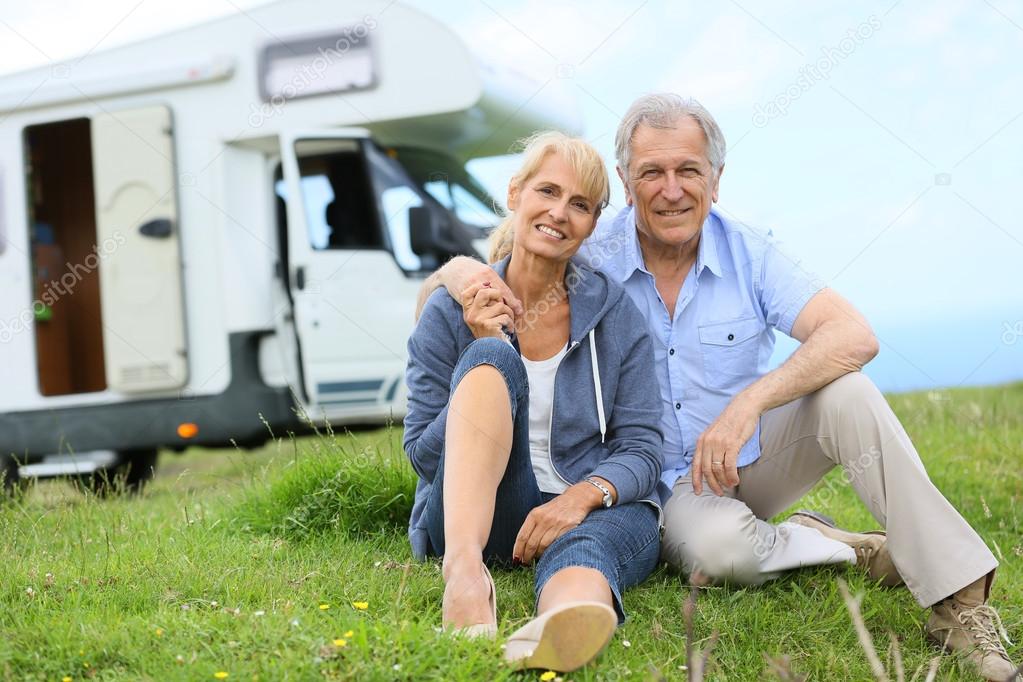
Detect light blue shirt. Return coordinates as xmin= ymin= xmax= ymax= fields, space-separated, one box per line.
xmin=575 ymin=206 xmax=824 ymax=488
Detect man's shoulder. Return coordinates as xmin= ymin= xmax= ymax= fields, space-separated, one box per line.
xmin=710 ymin=208 xmax=779 ymax=259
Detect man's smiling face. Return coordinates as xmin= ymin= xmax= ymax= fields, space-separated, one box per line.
xmin=619 ymin=117 xmax=722 ymax=251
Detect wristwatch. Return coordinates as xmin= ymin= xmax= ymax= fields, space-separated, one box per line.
xmin=584 ymin=477 xmax=613 ymax=508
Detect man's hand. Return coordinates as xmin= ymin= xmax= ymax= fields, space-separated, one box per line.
xmin=693 ymin=398 xmax=760 ymax=495
xmin=513 ymin=481 xmax=608 ymax=564
xmin=460 ymin=283 xmax=515 ymax=340
xmin=414 ymin=256 xmax=523 ymax=322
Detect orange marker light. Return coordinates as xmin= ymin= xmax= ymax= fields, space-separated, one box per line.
xmin=177 ymin=422 xmax=199 ymax=439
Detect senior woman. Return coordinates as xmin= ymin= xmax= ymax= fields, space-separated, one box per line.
xmin=403 ymin=131 xmax=666 ymax=672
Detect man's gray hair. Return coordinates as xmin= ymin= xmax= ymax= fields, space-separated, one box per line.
xmin=614 ymin=93 xmax=727 ymax=176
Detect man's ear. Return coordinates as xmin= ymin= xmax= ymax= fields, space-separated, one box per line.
xmin=506 ymin=181 xmax=520 ymax=211
xmin=616 ymin=166 xmax=633 ymax=207
xmin=711 ymin=164 xmax=724 ymax=203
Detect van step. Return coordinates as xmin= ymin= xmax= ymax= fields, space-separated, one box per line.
xmin=19 ymin=451 xmax=119 ymax=478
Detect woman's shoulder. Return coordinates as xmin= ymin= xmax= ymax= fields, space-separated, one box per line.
xmin=567 ymin=260 xmax=622 ymax=299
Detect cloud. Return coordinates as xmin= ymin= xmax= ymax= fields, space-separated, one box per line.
xmin=653 ymin=9 xmax=793 ymax=114
xmin=0 ymin=0 xmax=269 ymax=76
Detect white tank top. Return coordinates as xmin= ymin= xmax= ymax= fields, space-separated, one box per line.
xmin=521 ymin=344 xmax=570 ymax=494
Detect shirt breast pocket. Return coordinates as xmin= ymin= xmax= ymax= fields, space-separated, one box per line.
xmin=697 ymin=316 xmax=764 ymax=391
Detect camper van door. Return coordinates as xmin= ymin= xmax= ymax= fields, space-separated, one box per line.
xmin=279 ymin=130 xmax=418 ymax=418
xmin=92 ymin=105 xmax=188 ymax=393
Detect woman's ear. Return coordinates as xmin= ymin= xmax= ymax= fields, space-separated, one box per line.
xmin=506 ymin=181 xmax=520 ymax=211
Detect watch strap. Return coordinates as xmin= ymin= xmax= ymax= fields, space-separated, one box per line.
xmin=584 ymin=477 xmax=613 ymax=507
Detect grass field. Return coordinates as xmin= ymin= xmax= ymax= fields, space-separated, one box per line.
xmin=1 ymin=383 xmax=1020 ymax=680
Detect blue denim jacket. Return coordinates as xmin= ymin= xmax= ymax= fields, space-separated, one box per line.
xmin=403 ymin=257 xmax=667 ymax=560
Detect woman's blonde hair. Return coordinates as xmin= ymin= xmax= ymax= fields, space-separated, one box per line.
xmin=488 ymin=131 xmax=610 ymax=263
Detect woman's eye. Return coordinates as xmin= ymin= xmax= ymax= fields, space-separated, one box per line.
xmin=538 ymin=187 xmax=555 ymax=195
xmin=573 ymin=202 xmax=591 ymax=212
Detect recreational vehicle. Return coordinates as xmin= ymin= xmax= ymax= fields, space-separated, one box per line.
xmin=0 ymin=0 xmax=580 ymax=488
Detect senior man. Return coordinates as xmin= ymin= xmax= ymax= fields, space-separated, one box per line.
xmin=415 ymin=93 xmax=1015 ymax=680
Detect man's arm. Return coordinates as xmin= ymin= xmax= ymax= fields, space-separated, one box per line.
xmin=693 ymin=288 xmax=879 ymax=495
xmin=414 ymin=256 xmax=523 ymax=322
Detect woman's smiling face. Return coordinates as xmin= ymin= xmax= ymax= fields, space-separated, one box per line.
xmin=507 ymin=152 xmax=601 ymax=263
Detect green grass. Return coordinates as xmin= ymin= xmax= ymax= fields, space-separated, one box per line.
xmin=1 ymin=383 xmax=1020 ymax=680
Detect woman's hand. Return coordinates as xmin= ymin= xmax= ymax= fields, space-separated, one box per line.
xmin=460 ymin=283 xmax=516 ymax=340
xmin=513 ymin=482 xmax=607 ymax=564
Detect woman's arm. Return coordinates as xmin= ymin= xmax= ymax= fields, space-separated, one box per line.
xmin=513 ymin=298 xmax=663 ymax=565
xmin=586 ymin=299 xmax=664 ymax=506
xmin=403 ymin=291 xmax=460 ymax=482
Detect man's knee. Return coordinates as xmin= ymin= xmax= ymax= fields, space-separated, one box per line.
xmin=663 ymin=506 xmax=765 ymax=584
xmin=811 ymin=372 xmax=888 ymax=420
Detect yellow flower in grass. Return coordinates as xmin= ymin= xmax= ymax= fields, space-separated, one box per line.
xmin=343 ymin=630 xmax=354 ymax=638
xmin=318 ymin=604 xmax=330 ymax=611
xmin=332 ymin=638 xmax=347 ymax=647
xmin=155 ymin=627 xmax=164 ymax=637
xmin=62 ymin=677 xmax=72 ymax=682
xmin=352 ymin=601 xmax=368 ymax=610
xmin=540 ymin=672 xmax=556 ymax=681
xmin=214 ymin=672 xmax=229 ymax=680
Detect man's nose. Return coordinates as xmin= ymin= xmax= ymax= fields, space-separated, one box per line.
xmin=662 ymin=174 xmax=685 ymax=202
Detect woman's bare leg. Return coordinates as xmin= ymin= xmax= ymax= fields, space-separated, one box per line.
xmin=442 ymin=364 xmax=513 ymax=628
xmin=537 ymin=567 xmax=614 ymax=614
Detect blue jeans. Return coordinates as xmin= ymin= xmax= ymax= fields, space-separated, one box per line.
xmin=423 ymin=337 xmax=661 ymax=622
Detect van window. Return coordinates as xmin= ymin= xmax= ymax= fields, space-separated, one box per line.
xmin=390 ymin=147 xmax=501 ymax=232
xmin=276 ymin=141 xmax=482 ymax=274
xmin=274 ymin=148 xmax=382 ymax=250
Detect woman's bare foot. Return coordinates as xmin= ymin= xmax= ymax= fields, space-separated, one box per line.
xmin=442 ymin=555 xmax=496 ymax=629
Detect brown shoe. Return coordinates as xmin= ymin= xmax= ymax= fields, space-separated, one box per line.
xmin=786 ymin=510 xmax=904 ymax=588
xmin=925 ymin=576 xmax=1016 ymax=681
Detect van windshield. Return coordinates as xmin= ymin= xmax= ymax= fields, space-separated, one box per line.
xmin=389 ymin=148 xmax=502 ymax=232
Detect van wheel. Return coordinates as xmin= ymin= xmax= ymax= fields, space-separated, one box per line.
xmin=80 ymin=449 xmax=159 ymax=496
xmin=1 ymin=455 xmax=23 ymax=497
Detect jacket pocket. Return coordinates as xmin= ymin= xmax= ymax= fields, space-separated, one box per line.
xmin=697 ymin=316 xmax=763 ymax=390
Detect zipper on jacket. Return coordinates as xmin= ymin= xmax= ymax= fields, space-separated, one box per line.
xmin=546 ymin=339 xmax=579 ymax=487
xmin=544 ymin=337 xmax=664 ymax=522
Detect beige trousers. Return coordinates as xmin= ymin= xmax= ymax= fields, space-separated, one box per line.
xmin=660 ymin=372 xmax=998 ymax=607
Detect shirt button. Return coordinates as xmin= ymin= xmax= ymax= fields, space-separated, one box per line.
xmin=675 ymin=402 xmax=681 ymax=410
xmin=669 ymin=348 xmax=675 ymax=356
xmin=727 ymin=333 xmax=735 ymax=341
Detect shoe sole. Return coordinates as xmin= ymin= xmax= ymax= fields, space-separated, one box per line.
xmin=789 ymin=510 xmax=887 ymax=541
xmin=506 ymin=603 xmax=617 ymax=672
xmin=788 ymin=510 xmax=904 ymax=588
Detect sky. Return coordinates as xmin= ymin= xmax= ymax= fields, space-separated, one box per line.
xmin=2 ymin=0 xmax=1021 ymax=392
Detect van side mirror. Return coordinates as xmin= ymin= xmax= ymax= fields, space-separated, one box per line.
xmin=409 ymin=205 xmax=458 ymax=257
